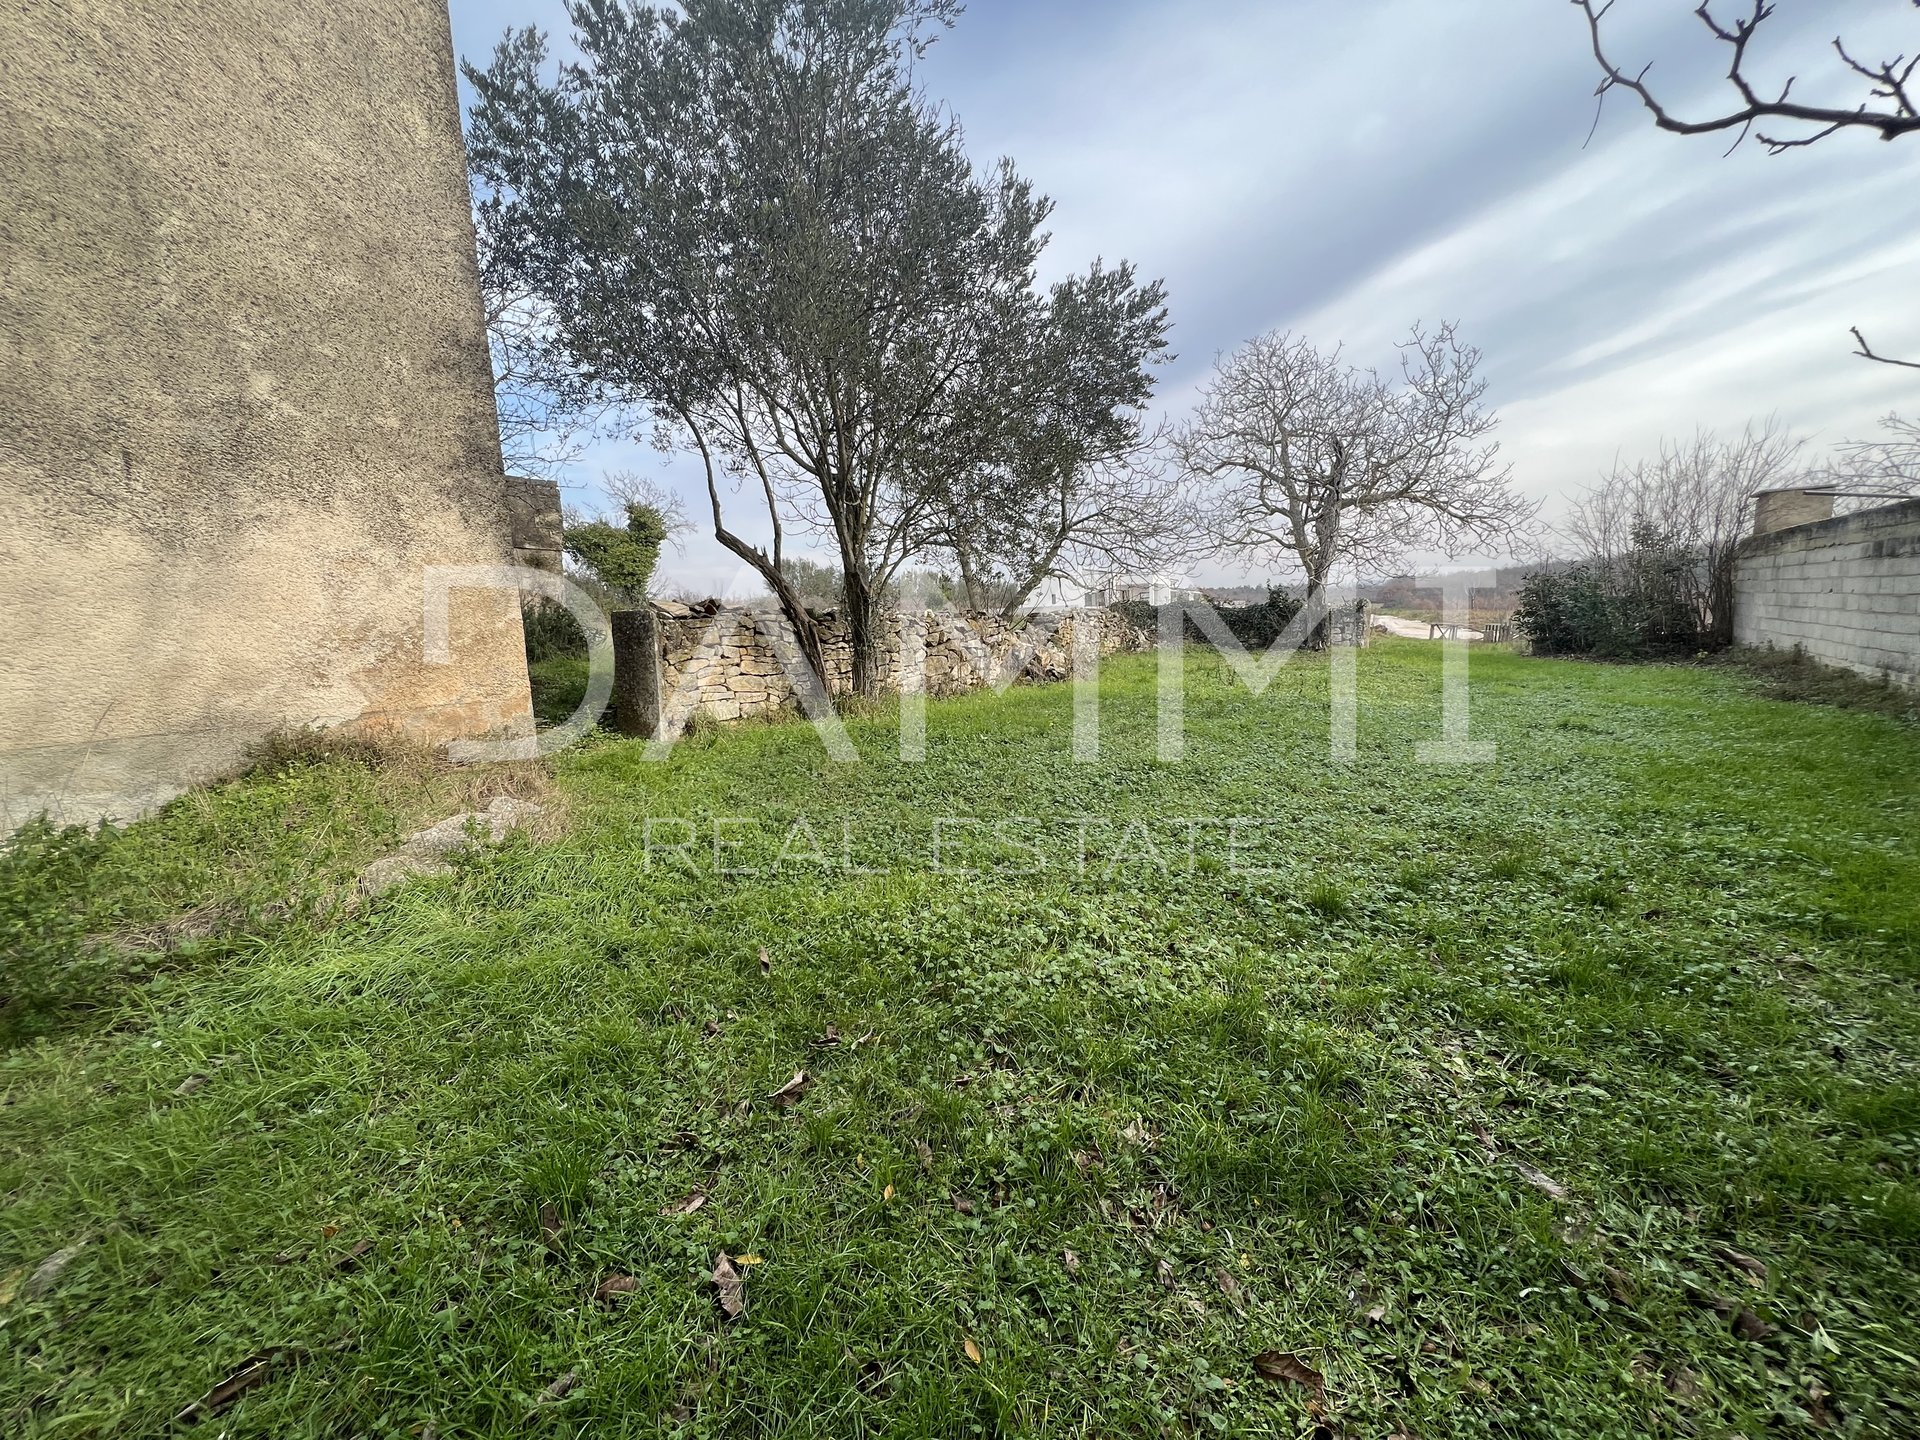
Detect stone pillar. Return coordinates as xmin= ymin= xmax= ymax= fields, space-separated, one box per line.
xmin=1752 ymin=488 xmax=1835 ymax=538
xmin=612 ymin=609 xmax=663 ymax=739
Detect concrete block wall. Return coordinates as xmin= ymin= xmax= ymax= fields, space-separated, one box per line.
xmin=651 ymin=606 xmax=1146 ymax=727
xmin=1732 ymin=499 xmax=1920 ymax=688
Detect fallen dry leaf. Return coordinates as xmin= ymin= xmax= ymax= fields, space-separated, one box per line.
xmin=916 ymin=1140 xmax=934 ymax=1172
xmin=951 ymin=1195 xmax=974 ymax=1215
xmin=176 ymin=1349 xmax=293 ymax=1424
xmin=595 ymin=1275 xmax=639 ymax=1302
xmin=321 ymin=1224 xmax=340 ymax=1239
xmin=660 ymin=1190 xmax=708 ymax=1218
xmin=1715 ymin=1245 xmax=1769 ymax=1286
xmin=174 ymin=1074 xmax=208 ymax=1097
xmin=333 ymin=1239 xmax=375 ymax=1273
xmin=22 ymin=1243 xmax=84 ymax=1299
xmin=712 ymin=1252 xmax=746 ymax=1320
xmin=524 ymin=1371 xmax=578 ymax=1421
xmin=1508 ymin=1158 xmax=1569 ymax=1201
xmin=882 ymin=1184 xmax=895 ymax=1202
xmin=1364 ymin=1303 xmax=1387 ymax=1325
xmin=1156 ymin=1258 xmax=1176 ymax=1290
xmin=1602 ymin=1266 xmax=1636 ymax=1306
xmin=768 ymin=1071 xmax=812 ymax=1108
xmin=1215 ymin=1268 xmax=1241 ymax=1299
xmin=962 ymin=1336 xmax=983 ymax=1364
xmin=759 ymin=947 xmax=772 ymax=977
xmin=1252 ymin=1350 xmax=1325 ymax=1397
xmin=1063 ymin=1248 xmax=1081 ymax=1276
xmin=1733 ymin=1308 xmax=1775 ymax=1342
xmin=813 ymin=1025 xmax=841 ymax=1048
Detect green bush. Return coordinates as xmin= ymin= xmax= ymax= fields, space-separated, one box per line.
xmin=564 ymin=501 xmax=668 ymax=605
xmin=1515 ymin=524 xmax=1704 ymax=659
xmin=521 ymin=596 xmax=588 ymax=665
xmin=1111 ymin=587 xmax=1307 ymax=648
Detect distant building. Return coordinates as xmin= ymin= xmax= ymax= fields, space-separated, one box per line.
xmin=1081 ymin=572 xmax=1205 ymax=607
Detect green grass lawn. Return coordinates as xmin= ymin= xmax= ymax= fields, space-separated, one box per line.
xmin=3 ymin=641 xmax=1917 ymax=1437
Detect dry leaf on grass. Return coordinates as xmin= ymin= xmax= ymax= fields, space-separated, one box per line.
xmin=22 ymin=1243 xmax=84 ymax=1299
xmin=1732 ymin=1308 xmax=1776 ymax=1342
xmin=660 ymin=1190 xmax=707 ymax=1217
xmin=882 ymin=1184 xmax=895 ymax=1202
xmin=759 ymin=947 xmax=772 ymax=977
xmin=1508 ymin=1158 xmax=1569 ymax=1201
xmin=333 ymin=1239 xmax=375 ymax=1273
xmin=176 ymin=1349 xmax=294 ymax=1424
xmin=1715 ymin=1245 xmax=1769 ymax=1285
xmin=962 ymin=1337 xmax=983 ymax=1364
xmin=1252 ymin=1350 xmax=1325 ymax=1398
xmin=596 ymin=1275 xmax=639 ymax=1302
xmin=1062 ymin=1248 xmax=1081 ymax=1276
xmin=813 ymin=1025 xmax=841 ymax=1048
xmin=951 ymin=1195 xmax=974 ymax=1215
xmin=712 ymin=1252 xmax=746 ymax=1320
xmin=916 ymin=1140 xmax=934 ymax=1172
xmin=523 ymin=1371 xmax=579 ymax=1421
xmin=768 ymin=1071 xmax=812 ymax=1107
xmin=174 ymin=1074 xmax=208 ymax=1097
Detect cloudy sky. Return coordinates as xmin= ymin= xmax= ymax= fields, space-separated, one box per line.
xmin=448 ymin=0 xmax=1920 ymax=590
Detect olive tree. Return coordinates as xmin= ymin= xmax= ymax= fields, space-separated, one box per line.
xmin=465 ymin=0 xmax=1152 ymax=698
xmin=921 ymin=261 xmax=1180 ymax=614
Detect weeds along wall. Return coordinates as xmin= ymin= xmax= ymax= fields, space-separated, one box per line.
xmin=0 ymin=1 xmax=535 ymax=830
xmin=1733 ymin=500 xmax=1920 ymax=689
xmin=627 ymin=606 xmax=1148 ymax=730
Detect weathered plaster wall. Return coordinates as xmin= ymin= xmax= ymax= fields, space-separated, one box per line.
xmin=1733 ymin=500 xmax=1920 ymax=688
xmin=0 ymin=0 xmax=533 ymax=828
xmin=651 ymin=605 xmax=1146 ymax=727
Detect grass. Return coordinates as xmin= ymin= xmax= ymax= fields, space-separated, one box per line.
xmin=2 ymin=640 xmax=1917 ymax=1437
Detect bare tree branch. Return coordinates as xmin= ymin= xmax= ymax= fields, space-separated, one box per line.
xmin=1575 ymin=0 xmax=1920 ymax=156
xmin=1852 ymin=326 xmax=1920 ymax=371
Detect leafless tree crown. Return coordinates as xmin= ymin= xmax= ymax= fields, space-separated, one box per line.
xmin=1177 ymin=323 xmax=1537 ymax=599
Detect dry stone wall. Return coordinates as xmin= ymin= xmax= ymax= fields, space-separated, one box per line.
xmin=649 ymin=605 xmax=1146 ymax=727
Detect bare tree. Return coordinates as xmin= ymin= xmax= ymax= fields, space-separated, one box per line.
xmin=1573 ymin=1 xmax=1920 ymax=369
xmin=1819 ymin=412 xmax=1920 ymax=498
xmin=1565 ymin=417 xmax=1807 ymax=643
xmin=1178 ymin=324 xmax=1535 ymax=644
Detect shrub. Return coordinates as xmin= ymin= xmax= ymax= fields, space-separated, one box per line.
xmin=521 ymin=597 xmax=588 ymax=665
xmin=564 ymin=501 xmax=669 ymax=605
xmin=1111 ymin=587 xmax=1307 ymax=648
xmin=1515 ymin=523 xmax=1704 ymax=659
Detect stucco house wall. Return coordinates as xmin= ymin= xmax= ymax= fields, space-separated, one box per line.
xmin=1732 ymin=499 xmax=1920 ymax=689
xmin=0 ymin=0 xmax=534 ymax=828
